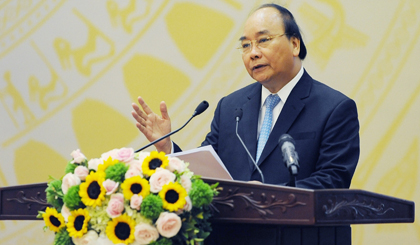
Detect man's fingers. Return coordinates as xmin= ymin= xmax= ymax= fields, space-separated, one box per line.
xmin=135 ymin=122 xmax=142 ymax=130
xmin=138 ymin=96 xmax=154 ymax=115
xmin=132 ymin=102 xmax=147 ymax=120
xmin=136 ymin=122 xmax=148 ymax=136
xmin=132 ymin=102 xmax=139 ymax=111
xmin=131 ymin=110 xmax=142 ymax=124
xmin=160 ymin=101 xmax=170 ymax=120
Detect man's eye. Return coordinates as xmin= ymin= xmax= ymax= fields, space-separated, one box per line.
xmin=258 ymin=37 xmax=270 ymax=44
xmin=241 ymin=43 xmax=251 ymax=49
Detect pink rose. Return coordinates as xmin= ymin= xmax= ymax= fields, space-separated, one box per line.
xmin=155 ymin=212 xmax=182 ymax=238
xmin=71 ymin=149 xmax=86 ymax=164
xmin=176 ymin=196 xmax=192 ymax=215
xmin=130 ymin=194 xmax=143 ymax=210
xmin=149 ymin=168 xmax=175 ymax=193
xmin=96 ymin=235 xmax=114 ymax=245
xmin=106 ymin=193 xmax=125 ymax=218
xmin=136 ymin=152 xmax=150 ymax=163
xmin=128 ymin=159 xmax=143 ymax=173
xmin=88 ymin=158 xmax=102 ymax=171
xmin=167 ymin=157 xmax=186 ymax=173
xmin=74 ymin=166 xmax=89 ymax=181
xmin=61 ymin=204 xmax=71 ymax=222
xmin=116 ymin=147 xmax=135 ymax=163
xmin=72 ymin=230 xmax=98 ymax=245
xmin=101 ymin=149 xmax=119 ymax=161
xmin=180 ymin=174 xmax=192 ymax=192
xmin=62 ymin=173 xmax=81 ymax=194
xmin=183 ymin=196 xmax=192 ymax=212
xmin=125 ymin=168 xmax=142 ymax=179
xmin=134 ymin=223 xmax=159 ymax=244
xmin=102 ymin=179 xmax=119 ymax=195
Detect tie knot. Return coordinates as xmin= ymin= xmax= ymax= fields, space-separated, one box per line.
xmin=266 ymin=94 xmax=280 ymax=110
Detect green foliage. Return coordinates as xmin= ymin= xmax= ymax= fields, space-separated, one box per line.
xmin=37 ymin=211 xmax=44 ymax=219
xmin=173 ymin=205 xmax=212 ymax=245
xmin=193 ymin=206 xmax=213 ymax=240
xmin=189 ymin=179 xmax=213 ymax=207
xmin=172 ymin=180 xmax=216 ymax=244
xmin=140 ymin=194 xmax=164 ymax=220
xmin=54 ymin=228 xmax=74 ymax=245
xmin=105 ymin=162 xmax=128 ymax=183
xmin=63 ymin=185 xmax=84 ymax=210
xmin=46 ymin=179 xmax=64 ymax=211
xmin=64 ymin=162 xmax=77 ymax=174
xmin=150 ymin=237 xmax=173 ymax=245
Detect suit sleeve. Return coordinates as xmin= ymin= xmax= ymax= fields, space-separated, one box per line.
xmin=200 ymin=97 xmax=223 ymax=152
xmin=173 ymin=142 xmax=182 ymax=153
xmin=296 ymin=98 xmax=360 ymax=189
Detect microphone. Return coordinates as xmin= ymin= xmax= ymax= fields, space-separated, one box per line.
xmin=234 ymin=108 xmax=265 ymax=183
xmin=192 ymin=100 xmax=209 ymax=117
xmin=135 ymin=101 xmax=209 ymax=153
xmin=278 ymin=134 xmax=300 ymax=177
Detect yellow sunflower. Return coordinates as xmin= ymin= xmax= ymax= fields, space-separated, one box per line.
xmin=142 ymin=151 xmax=169 ymax=176
xmin=42 ymin=207 xmax=65 ymax=232
xmin=121 ymin=176 xmax=150 ymax=200
xmin=66 ymin=208 xmax=90 ymax=238
xmin=97 ymin=156 xmax=119 ymax=173
xmin=79 ymin=171 xmax=106 ymax=207
xmin=159 ymin=182 xmax=187 ymax=212
xmin=105 ymin=213 xmax=136 ymax=244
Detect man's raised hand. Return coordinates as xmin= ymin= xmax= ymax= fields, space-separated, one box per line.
xmin=131 ymin=96 xmax=172 ymax=154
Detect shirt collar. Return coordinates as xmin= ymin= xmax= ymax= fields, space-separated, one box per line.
xmin=260 ymin=66 xmax=304 ymax=106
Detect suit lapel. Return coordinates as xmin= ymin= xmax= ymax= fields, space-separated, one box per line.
xmin=257 ymin=71 xmax=312 ymax=165
xmin=238 ymin=84 xmax=261 ymax=171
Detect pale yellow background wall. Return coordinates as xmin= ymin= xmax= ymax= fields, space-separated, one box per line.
xmin=0 ymin=0 xmax=419 ymax=244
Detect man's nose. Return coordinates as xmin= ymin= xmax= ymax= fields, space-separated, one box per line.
xmin=249 ymin=43 xmax=262 ymax=59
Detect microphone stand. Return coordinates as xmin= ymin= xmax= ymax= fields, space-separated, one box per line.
xmin=135 ymin=101 xmax=209 ymax=153
xmin=135 ymin=117 xmax=193 ymax=153
xmin=288 ymin=168 xmax=297 ymax=187
xmin=235 ymin=109 xmax=265 ymax=183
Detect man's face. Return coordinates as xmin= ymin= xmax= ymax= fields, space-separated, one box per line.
xmin=241 ymin=7 xmax=301 ymax=92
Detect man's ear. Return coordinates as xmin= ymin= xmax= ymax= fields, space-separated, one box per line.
xmin=290 ymin=36 xmax=300 ymax=57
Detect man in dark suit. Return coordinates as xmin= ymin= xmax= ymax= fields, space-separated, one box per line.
xmin=132 ymin=4 xmax=359 ymax=189
xmin=202 ymin=72 xmax=359 ymax=189
xmin=132 ymin=4 xmax=359 ymax=244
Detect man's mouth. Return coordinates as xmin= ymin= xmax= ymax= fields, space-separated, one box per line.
xmin=253 ymin=64 xmax=266 ymax=71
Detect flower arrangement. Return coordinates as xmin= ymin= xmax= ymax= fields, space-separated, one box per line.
xmin=38 ymin=148 xmax=218 ymax=245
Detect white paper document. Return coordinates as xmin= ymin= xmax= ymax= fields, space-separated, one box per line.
xmin=169 ymin=145 xmax=233 ymax=180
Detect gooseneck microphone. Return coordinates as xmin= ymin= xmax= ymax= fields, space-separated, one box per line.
xmin=234 ymin=108 xmax=265 ymax=183
xmin=135 ymin=101 xmax=209 ymax=153
xmin=278 ymin=134 xmax=299 ymax=187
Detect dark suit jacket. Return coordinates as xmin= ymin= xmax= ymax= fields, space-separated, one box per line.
xmin=196 ymin=70 xmax=359 ymax=189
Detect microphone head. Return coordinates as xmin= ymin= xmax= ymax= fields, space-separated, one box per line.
xmin=281 ymin=141 xmax=295 ymax=152
xmin=193 ymin=101 xmax=209 ymax=116
xmin=278 ymin=134 xmax=295 ymax=146
xmin=234 ymin=108 xmax=243 ymax=121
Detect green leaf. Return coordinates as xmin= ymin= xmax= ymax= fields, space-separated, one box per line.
xmin=36 ymin=211 xmax=44 ymax=219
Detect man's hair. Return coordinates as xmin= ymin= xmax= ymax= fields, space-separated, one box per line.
xmin=257 ymin=3 xmax=307 ymax=60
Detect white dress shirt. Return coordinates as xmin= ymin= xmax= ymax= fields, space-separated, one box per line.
xmin=257 ymin=66 xmax=304 ymax=138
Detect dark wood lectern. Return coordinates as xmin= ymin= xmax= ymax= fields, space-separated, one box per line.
xmin=0 ymin=178 xmax=414 ymax=245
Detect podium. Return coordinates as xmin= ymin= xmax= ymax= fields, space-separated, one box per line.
xmin=0 ymin=178 xmax=414 ymax=244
